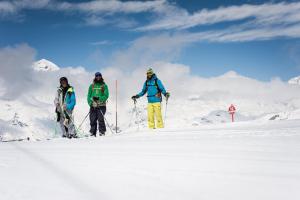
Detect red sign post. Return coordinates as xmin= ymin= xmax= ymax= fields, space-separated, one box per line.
xmin=228 ymin=104 xmax=236 ymax=122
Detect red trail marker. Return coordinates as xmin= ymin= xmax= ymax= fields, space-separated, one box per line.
xmin=228 ymin=104 xmax=236 ymax=122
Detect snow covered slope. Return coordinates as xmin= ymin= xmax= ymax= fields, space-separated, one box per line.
xmin=1 ymin=120 xmax=300 ymax=200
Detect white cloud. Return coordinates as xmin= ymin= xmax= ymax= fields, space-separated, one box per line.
xmin=108 ymin=33 xmax=188 ymax=70
xmin=183 ymin=22 xmax=300 ymax=42
xmin=0 ymin=0 xmax=160 ymax=27
xmin=84 ymin=14 xmax=138 ymax=28
xmin=0 ymin=0 xmax=51 ymax=15
xmin=0 ymin=44 xmax=36 ymax=100
xmin=57 ymin=0 xmax=166 ymax=14
xmin=138 ymin=2 xmax=300 ymax=31
xmin=14 ymin=0 xmax=51 ymax=9
xmin=3 ymin=0 xmax=300 ymax=42
xmin=84 ymin=15 xmax=108 ymax=26
xmin=90 ymin=40 xmax=113 ymax=46
xmin=0 ymin=1 xmax=16 ymax=15
xmin=136 ymin=1 xmax=300 ymax=42
xmin=123 ymin=22 xmax=300 ymax=49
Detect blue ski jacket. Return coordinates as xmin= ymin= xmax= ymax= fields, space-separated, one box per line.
xmin=65 ymin=87 xmax=76 ymax=111
xmin=137 ymin=74 xmax=167 ymax=103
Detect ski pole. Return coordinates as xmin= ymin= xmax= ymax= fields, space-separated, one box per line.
xmin=54 ymin=117 xmax=58 ymax=137
xmin=128 ymin=100 xmax=136 ymax=128
xmin=78 ymin=111 xmax=90 ymax=130
xmin=62 ymin=109 xmax=86 ymax=138
xmin=124 ymin=99 xmax=138 ymax=133
xmin=67 ymin=114 xmax=87 ymax=138
xmin=52 ymin=115 xmax=59 ymax=138
xmin=134 ymin=98 xmax=140 ymax=131
xmin=164 ymin=98 xmax=169 ymax=126
xmin=100 ymin=109 xmax=114 ymax=134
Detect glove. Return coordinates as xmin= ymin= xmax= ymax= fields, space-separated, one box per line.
xmin=131 ymin=95 xmax=139 ymax=100
xmin=92 ymin=101 xmax=98 ymax=108
xmin=56 ymin=112 xmax=61 ymax=122
xmin=97 ymin=101 xmax=104 ymax=107
xmin=165 ymin=92 xmax=170 ymax=100
xmin=93 ymin=96 xmax=100 ymax=101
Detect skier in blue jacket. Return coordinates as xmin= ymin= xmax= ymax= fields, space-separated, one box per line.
xmin=54 ymin=77 xmax=76 ymax=138
xmin=132 ymin=68 xmax=170 ymax=129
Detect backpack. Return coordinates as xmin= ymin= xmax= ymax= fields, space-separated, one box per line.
xmin=145 ymin=78 xmax=162 ymax=98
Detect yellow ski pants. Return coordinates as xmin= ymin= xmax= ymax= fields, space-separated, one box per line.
xmin=147 ymin=102 xmax=164 ymax=129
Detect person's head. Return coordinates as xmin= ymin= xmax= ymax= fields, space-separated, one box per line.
xmin=94 ymin=72 xmax=103 ymax=83
xmin=59 ymin=77 xmax=69 ymax=88
xmin=146 ymin=68 xmax=154 ymax=80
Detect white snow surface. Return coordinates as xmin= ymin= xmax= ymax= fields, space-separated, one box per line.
xmin=1 ymin=120 xmax=300 ymax=200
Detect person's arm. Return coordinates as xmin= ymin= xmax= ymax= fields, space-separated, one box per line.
xmin=67 ymin=92 xmax=76 ymax=110
xmin=87 ymin=85 xmax=93 ymax=106
xmin=137 ymin=81 xmax=147 ymax=97
xmin=99 ymin=84 xmax=109 ymax=102
xmin=54 ymin=89 xmax=60 ymax=107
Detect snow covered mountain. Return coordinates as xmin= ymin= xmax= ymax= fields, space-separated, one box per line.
xmin=32 ymin=59 xmax=60 ymax=71
xmin=288 ymin=76 xmax=300 ymax=85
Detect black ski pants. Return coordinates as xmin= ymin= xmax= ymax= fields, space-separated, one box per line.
xmin=89 ymin=106 xmax=107 ymax=135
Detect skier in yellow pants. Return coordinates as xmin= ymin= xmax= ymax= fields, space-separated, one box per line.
xmin=132 ymin=68 xmax=170 ymax=129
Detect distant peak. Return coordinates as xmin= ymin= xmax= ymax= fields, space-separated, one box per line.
xmin=33 ymin=59 xmax=60 ymax=72
xmin=288 ymin=76 xmax=300 ymax=85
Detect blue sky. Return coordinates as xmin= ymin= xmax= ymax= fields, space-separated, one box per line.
xmin=1 ymin=0 xmax=300 ymax=81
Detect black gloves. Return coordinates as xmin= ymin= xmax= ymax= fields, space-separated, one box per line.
xmin=93 ymin=97 xmax=100 ymax=101
xmin=55 ymin=108 xmax=61 ymax=122
xmin=56 ymin=112 xmax=61 ymax=122
xmin=165 ymin=92 xmax=170 ymax=100
xmin=92 ymin=97 xmax=100 ymax=108
xmin=131 ymin=95 xmax=139 ymax=100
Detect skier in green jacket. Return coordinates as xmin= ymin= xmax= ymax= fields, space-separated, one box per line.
xmin=87 ymin=72 xmax=109 ymax=136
